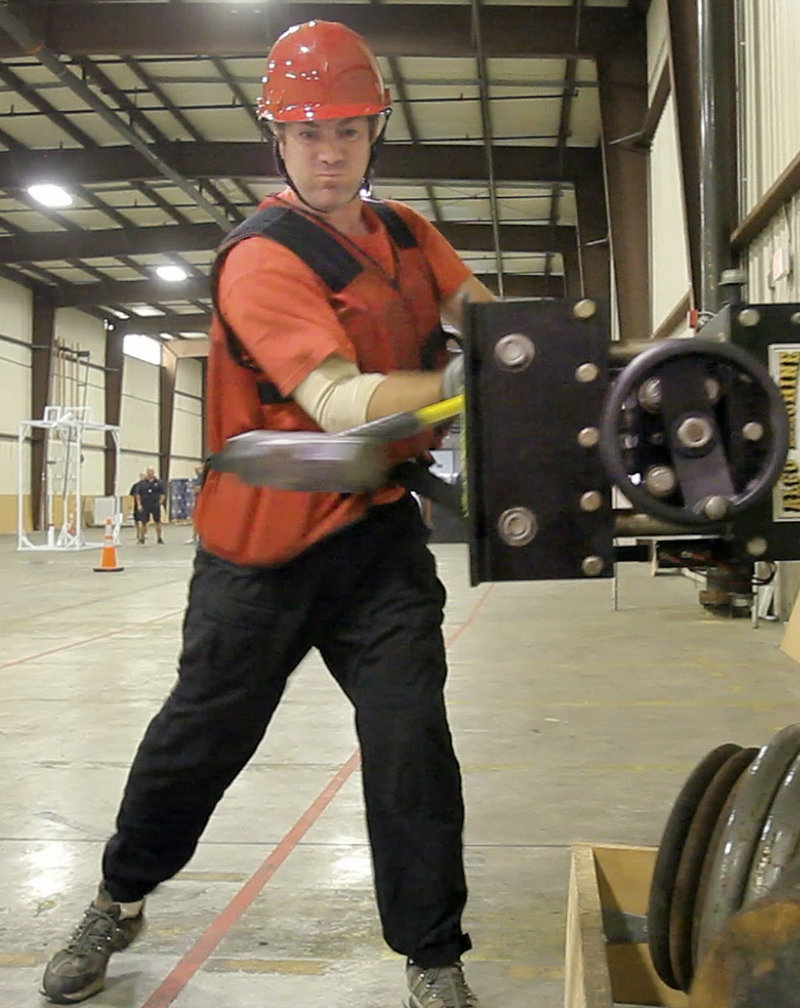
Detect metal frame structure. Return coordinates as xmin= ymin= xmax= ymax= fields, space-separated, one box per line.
xmin=17 ymin=405 xmax=121 ymax=551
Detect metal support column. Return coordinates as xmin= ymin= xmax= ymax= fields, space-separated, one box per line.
xmin=104 ymin=324 xmax=124 ymax=498
xmin=159 ymin=345 xmax=177 ymax=489
xmin=30 ymin=288 xmax=55 ymax=530
xmin=597 ymin=25 xmax=650 ymax=342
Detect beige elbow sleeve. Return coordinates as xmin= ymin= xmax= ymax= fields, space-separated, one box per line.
xmin=293 ymin=357 xmax=387 ymax=432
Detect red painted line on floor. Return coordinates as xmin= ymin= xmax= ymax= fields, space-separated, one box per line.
xmin=445 ymin=584 xmax=494 ymax=647
xmin=0 ymin=609 xmax=184 ymax=671
xmin=137 ymin=581 xmax=495 ymax=1006
xmin=139 ymin=749 xmax=362 ymax=1008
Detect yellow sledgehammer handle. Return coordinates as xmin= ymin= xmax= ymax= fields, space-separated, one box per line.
xmin=414 ymin=394 xmax=464 ymax=429
xmin=343 ymin=394 xmax=464 ymax=442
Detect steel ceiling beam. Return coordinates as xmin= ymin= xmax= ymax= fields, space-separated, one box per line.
xmin=0 ymin=221 xmax=577 ymax=264
xmin=0 ymin=142 xmax=602 ymax=187
xmin=112 ymin=313 xmax=212 ymax=337
xmin=75 ymin=56 xmax=243 ymax=224
xmin=54 ymin=270 xmax=563 ymax=309
xmin=0 ymin=4 xmax=642 ymax=59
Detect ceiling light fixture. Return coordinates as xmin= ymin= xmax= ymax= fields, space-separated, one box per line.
xmin=156 ymin=264 xmax=188 ymax=282
xmin=27 ymin=184 xmax=73 ymax=208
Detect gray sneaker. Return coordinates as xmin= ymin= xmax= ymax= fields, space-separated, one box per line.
xmin=406 ymin=960 xmax=481 ymax=1008
xmin=40 ymin=886 xmax=145 ymax=1004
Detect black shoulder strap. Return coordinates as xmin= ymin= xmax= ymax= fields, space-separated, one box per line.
xmin=211 ymin=200 xmax=421 ymax=391
xmin=367 ymin=200 xmax=418 ymax=249
xmin=215 ymin=204 xmax=365 ymax=296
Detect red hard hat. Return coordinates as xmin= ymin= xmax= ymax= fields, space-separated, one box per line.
xmin=257 ymin=20 xmax=392 ymax=122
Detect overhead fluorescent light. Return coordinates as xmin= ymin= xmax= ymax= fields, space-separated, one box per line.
xmin=156 ymin=264 xmax=188 ymax=282
xmin=130 ymin=305 xmax=165 ymax=317
xmin=28 ymin=184 xmax=73 ymax=208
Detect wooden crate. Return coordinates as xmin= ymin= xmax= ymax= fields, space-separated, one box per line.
xmin=565 ymin=843 xmax=689 ymax=1008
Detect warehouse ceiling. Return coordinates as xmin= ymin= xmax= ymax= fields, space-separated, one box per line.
xmin=0 ymin=0 xmax=649 ymax=349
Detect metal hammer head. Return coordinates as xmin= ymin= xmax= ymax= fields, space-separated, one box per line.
xmin=209 ymin=430 xmax=390 ymax=492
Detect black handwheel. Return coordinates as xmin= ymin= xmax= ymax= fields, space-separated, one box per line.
xmin=599 ymin=338 xmax=789 ymax=526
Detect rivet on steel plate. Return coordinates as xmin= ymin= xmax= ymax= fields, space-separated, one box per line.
xmin=638 ymin=376 xmax=661 ymax=411
xmin=705 ymin=377 xmax=721 ymax=403
xmin=676 ymin=415 xmax=714 ymax=450
xmin=737 ymin=307 xmax=761 ymax=327
xmin=497 ymin=507 xmax=538 ymax=547
xmin=746 ymin=536 xmax=768 ymax=557
xmin=575 ymin=362 xmax=599 ymax=383
xmin=573 ymin=298 xmax=597 ymax=320
xmin=579 ymin=491 xmax=602 ymax=512
xmin=742 ymin=421 xmax=764 ymax=442
xmin=494 ymin=332 xmax=535 ymax=371
xmin=581 ymin=555 xmax=604 ymax=576
xmin=577 ymin=426 xmax=599 ymax=448
xmin=702 ymin=495 xmax=729 ymax=520
xmin=644 ymin=465 xmax=677 ymax=498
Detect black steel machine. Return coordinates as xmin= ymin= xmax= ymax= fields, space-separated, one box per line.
xmin=461 ymin=298 xmax=799 ymax=613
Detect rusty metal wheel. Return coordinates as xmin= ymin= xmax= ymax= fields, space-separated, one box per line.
xmin=648 ymin=742 xmax=742 ymax=989
xmin=745 ymin=749 xmax=800 ymax=902
xmin=695 ymin=723 xmax=800 ymax=965
xmin=668 ymin=746 xmax=758 ymax=991
xmin=691 ymin=767 xmax=748 ymax=976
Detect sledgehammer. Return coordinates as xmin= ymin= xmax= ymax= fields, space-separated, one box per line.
xmin=208 ymin=395 xmax=463 ymax=493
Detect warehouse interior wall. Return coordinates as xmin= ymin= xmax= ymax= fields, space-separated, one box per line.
xmin=736 ymin=0 xmax=800 ymax=617
xmin=647 ymin=0 xmax=692 ymax=340
xmin=0 ymin=276 xmax=205 ymax=535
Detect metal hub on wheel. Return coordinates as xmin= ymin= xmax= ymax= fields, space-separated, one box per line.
xmin=599 ymin=338 xmax=789 ymax=527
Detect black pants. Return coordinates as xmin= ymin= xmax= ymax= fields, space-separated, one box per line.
xmin=102 ymin=494 xmax=470 ymax=967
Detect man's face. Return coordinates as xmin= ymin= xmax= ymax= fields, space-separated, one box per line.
xmin=145 ymin=468 xmax=155 ymax=480
xmin=278 ymin=117 xmax=372 ymax=214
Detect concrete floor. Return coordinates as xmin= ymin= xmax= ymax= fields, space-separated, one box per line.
xmin=2 ymin=527 xmax=800 ymax=1007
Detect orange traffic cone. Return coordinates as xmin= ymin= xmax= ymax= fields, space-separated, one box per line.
xmin=93 ymin=517 xmax=124 ymax=572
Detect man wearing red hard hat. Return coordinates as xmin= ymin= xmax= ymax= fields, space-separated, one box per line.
xmin=41 ymin=20 xmax=493 ymax=1008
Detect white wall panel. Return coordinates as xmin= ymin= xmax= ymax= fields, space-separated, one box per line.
xmin=738 ymin=0 xmax=800 ymax=214
xmin=649 ymin=92 xmax=692 ymax=330
xmin=647 ymin=0 xmax=669 ymax=97
xmin=745 ymin=192 xmax=800 ymax=303
xmin=172 ymin=357 xmax=204 ymax=476
xmin=120 ymin=356 xmax=159 ymax=458
xmin=647 ymin=0 xmax=691 ymax=334
xmin=0 ymin=280 xmax=32 ymax=459
xmin=175 ymin=356 xmax=202 ymax=396
xmin=171 ymin=396 xmax=203 ymax=474
xmin=0 ymin=276 xmax=32 ymax=343
xmin=738 ymin=0 xmax=800 ymax=301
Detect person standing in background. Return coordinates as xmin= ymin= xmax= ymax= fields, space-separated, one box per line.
xmin=135 ymin=467 xmax=166 ymax=544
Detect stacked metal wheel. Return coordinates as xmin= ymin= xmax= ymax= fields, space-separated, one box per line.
xmin=647 ymin=723 xmax=800 ymax=994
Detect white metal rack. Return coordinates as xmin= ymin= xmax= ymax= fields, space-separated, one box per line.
xmin=17 ymin=405 xmax=121 ymax=551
